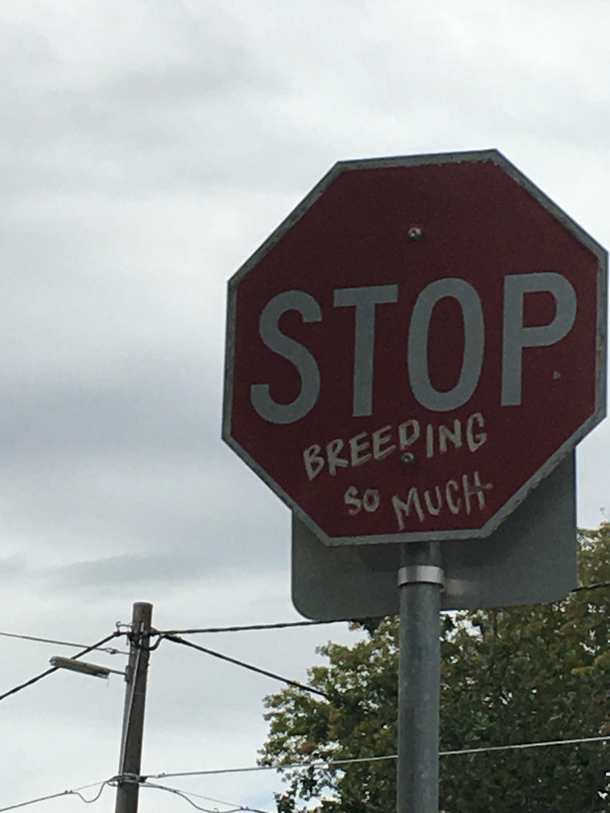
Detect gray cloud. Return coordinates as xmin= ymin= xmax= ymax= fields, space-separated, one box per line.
xmin=0 ymin=555 xmax=27 ymax=582
xmin=0 ymin=357 xmax=215 ymax=457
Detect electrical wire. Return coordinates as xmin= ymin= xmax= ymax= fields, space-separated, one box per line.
xmin=154 ymin=581 xmax=610 ymax=637
xmin=143 ymin=782 xmax=272 ymax=813
xmin=161 ymin=633 xmax=331 ymax=700
xmin=144 ymin=754 xmax=395 ymax=781
xmin=0 ymin=780 xmax=109 ymax=812
xmin=143 ymin=783 xmax=233 ymax=813
xmin=0 ymin=629 xmax=127 ymax=655
xmin=3 ymin=601 xmax=609 ymax=809
xmin=150 ymin=786 xmax=271 ymax=812
xmin=0 ymin=581 xmax=606 ymax=656
xmin=7 ymin=730 xmax=608 ymax=813
xmin=572 ymin=580 xmax=610 ymax=592
xmin=441 ymin=732 xmax=610 ymax=756
xmin=155 ymin=619 xmax=351 ymax=635
xmin=146 ymin=732 xmax=610 ymax=781
xmin=0 ymin=631 xmax=121 ymax=703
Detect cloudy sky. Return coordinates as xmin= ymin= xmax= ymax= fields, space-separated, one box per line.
xmin=1 ymin=1 xmax=610 ymax=811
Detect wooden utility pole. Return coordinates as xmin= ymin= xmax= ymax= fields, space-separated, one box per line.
xmin=115 ymin=602 xmax=153 ymax=813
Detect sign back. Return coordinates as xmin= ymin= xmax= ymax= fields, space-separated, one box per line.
xmin=292 ymin=452 xmax=576 ymax=616
xmin=224 ymin=150 xmax=606 ymax=545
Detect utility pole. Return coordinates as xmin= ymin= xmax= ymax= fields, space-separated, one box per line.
xmin=115 ymin=602 xmax=153 ymax=813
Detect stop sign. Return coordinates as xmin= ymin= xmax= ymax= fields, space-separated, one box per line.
xmin=223 ymin=150 xmax=606 ymax=545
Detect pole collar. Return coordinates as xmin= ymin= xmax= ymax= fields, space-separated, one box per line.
xmin=398 ymin=565 xmax=445 ymax=588
xmin=115 ymin=772 xmax=140 ymax=785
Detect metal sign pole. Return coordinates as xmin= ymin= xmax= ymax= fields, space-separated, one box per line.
xmin=397 ymin=541 xmax=444 ymax=813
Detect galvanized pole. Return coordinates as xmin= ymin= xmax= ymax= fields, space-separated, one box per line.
xmin=115 ymin=602 xmax=153 ymax=813
xmin=397 ymin=541 xmax=443 ymax=813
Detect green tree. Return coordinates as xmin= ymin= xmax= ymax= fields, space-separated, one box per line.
xmin=260 ymin=524 xmax=610 ymax=812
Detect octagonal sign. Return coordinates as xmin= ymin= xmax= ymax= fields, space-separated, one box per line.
xmin=223 ymin=150 xmax=606 ymax=545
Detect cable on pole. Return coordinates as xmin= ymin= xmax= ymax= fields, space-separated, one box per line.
xmin=0 ymin=629 xmax=128 ymax=654
xmin=0 ymin=631 xmax=122 ymax=703
xmin=6 ymin=728 xmax=608 ymax=813
xmin=0 ymin=780 xmax=109 ymax=812
xmin=0 ymin=583 xmax=609 ymax=654
xmin=154 ymin=619 xmax=352 ymax=636
xmin=440 ymin=732 xmax=610 ymax=756
xmin=145 ymin=732 xmax=610 ymax=781
xmin=147 ymin=753 xmax=398 ymax=781
xmin=571 ymin=580 xmax=610 ymax=592
xmin=152 ymin=581 xmax=610 ymax=636
xmin=161 ymin=633 xmax=332 ymax=700
xmin=142 ymin=781 xmax=272 ymax=813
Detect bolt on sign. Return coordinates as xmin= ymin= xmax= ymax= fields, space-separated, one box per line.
xmin=223 ymin=150 xmax=607 ymax=545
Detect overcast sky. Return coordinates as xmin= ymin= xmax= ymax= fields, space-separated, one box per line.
xmin=1 ymin=1 xmax=610 ymax=811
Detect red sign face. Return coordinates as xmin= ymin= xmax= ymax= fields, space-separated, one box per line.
xmin=224 ymin=151 xmax=606 ymax=544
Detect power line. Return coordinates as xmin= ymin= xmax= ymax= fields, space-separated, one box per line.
xmin=0 ymin=631 xmax=121 ymax=703
xmin=155 ymin=619 xmax=350 ymax=636
xmin=5 ymin=733 xmax=608 ymax=812
xmin=0 ymin=780 xmax=109 ymax=812
xmin=145 ymin=732 xmax=610 ymax=781
xmin=154 ymin=581 xmax=610 ymax=637
xmin=146 ymin=754 xmax=395 ymax=780
xmin=441 ymin=733 xmax=610 ymax=756
xmin=143 ymin=783 xmax=234 ymax=813
xmin=0 ymin=582 xmax=607 ymax=658
xmin=161 ymin=633 xmax=331 ymax=700
xmin=0 ymin=629 xmax=128 ymax=655
xmin=142 ymin=781 xmax=272 ymax=813
xmin=572 ymin=580 xmax=610 ymax=592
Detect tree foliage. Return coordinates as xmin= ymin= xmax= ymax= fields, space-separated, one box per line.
xmin=260 ymin=524 xmax=610 ymax=812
